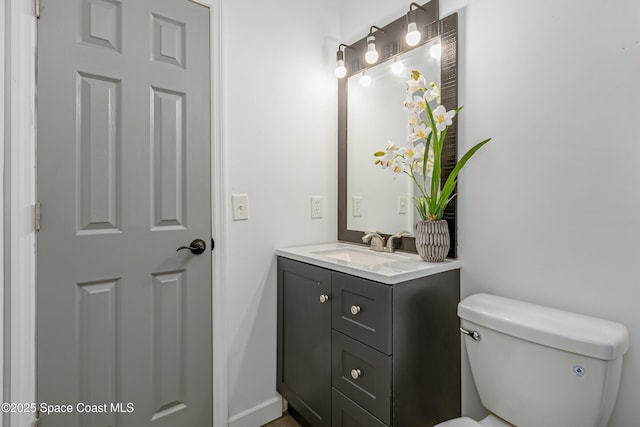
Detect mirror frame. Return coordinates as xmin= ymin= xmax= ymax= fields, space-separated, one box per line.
xmin=338 ymin=6 xmax=458 ymax=257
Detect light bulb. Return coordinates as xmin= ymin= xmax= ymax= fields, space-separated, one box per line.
xmin=406 ymin=22 xmax=421 ymax=46
xmin=360 ymin=72 xmax=371 ymax=87
xmin=430 ymin=43 xmax=442 ymax=59
xmin=365 ymin=35 xmax=378 ymax=64
xmin=335 ymin=59 xmax=347 ymax=78
xmin=391 ymin=57 xmax=404 ymax=74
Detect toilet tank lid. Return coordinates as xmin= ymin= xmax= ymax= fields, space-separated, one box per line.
xmin=458 ymin=294 xmax=630 ymax=361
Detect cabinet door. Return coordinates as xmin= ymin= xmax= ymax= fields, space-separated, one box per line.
xmin=277 ymin=258 xmax=332 ymax=427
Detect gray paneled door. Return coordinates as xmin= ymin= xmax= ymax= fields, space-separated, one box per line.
xmin=36 ymin=1 xmax=212 ymax=426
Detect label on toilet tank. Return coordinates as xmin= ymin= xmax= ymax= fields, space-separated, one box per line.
xmin=572 ymin=365 xmax=586 ymax=377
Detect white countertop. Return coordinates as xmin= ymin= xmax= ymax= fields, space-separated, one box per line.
xmin=275 ymin=242 xmax=461 ymax=285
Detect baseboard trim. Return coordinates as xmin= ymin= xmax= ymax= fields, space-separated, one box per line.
xmin=228 ymin=396 xmax=283 ymax=427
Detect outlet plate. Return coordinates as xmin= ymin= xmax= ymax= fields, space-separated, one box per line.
xmin=232 ymin=194 xmax=249 ymax=220
xmin=311 ymin=196 xmax=323 ymax=219
xmin=352 ymin=196 xmax=362 ymax=217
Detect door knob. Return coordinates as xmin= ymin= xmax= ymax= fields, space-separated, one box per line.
xmin=176 ymin=239 xmax=207 ymax=255
xmin=319 ymin=294 xmax=330 ymax=303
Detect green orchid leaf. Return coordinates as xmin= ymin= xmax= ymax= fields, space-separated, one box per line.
xmin=439 ymin=138 xmax=491 ymax=206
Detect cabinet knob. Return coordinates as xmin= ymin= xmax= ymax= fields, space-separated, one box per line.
xmin=350 ymin=368 xmax=361 ymax=380
xmin=350 ymin=305 xmax=361 ymax=315
xmin=319 ymin=294 xmax=330 ymax=303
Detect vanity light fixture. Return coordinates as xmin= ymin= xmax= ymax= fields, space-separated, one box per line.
xmin=335 ymin=43 xmax=350 ymax=78
xmin=365 ymin=26 xmax=384 ymax=65
xmin=405 ymin=2 xmax=427 ymax=46
xmin=391 ymin=57 xmax=404 ymax=74
xmin=359 ymin=70 xmax=372 ymax=87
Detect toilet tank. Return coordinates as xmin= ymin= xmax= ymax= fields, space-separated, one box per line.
xmin=458 ymin=294 xmax=629 ymax=427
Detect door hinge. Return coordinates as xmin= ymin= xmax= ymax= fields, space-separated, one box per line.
xmin=35 ymin=0 xmax=40 ymax=19
xmin=35 ymin=201 xmax=41 ymax=231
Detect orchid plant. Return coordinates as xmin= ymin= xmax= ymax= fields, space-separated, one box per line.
xmin=375 ymin=70 xmax=491 ymax=221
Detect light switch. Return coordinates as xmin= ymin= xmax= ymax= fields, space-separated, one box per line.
xmin=232 ymin=194 xmax=249 ymax=220
xmin=397 ymin=196 xmax=408 ymax=214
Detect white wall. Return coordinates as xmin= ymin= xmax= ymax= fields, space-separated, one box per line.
xmin=222 ymin=1 xmax=340 ymax=424
xmin=339 ymin=0 xmax=640 ymax=425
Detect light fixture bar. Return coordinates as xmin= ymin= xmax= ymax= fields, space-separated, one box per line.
xmin=334 ymin=43 xmax=351 ymax=79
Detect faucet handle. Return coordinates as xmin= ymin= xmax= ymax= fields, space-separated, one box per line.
xmin=362 ymin=232 xmax=386 ymax=251
xmin=362 ymin=231 xmax=381 ymax=243
xmin=385 ymin=230 xmax=412 ymax=252
xmin=393 ymin=230 xmax=412 ymax=239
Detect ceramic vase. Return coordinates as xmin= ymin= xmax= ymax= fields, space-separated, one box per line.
xmin=415 ymin=220 xmax=450 ymax=262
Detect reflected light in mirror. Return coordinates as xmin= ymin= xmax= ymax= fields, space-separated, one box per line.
xmin=430 ymin=43 xmax=442 ymax=59
xmin=359 ymin=71 xmax=372 ymax=86
xmin=391 ymin=57 xmax=404 ymax=74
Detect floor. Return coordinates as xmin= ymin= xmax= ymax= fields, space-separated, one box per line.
xmin=261 ymin=413 xmax=302 ymax=427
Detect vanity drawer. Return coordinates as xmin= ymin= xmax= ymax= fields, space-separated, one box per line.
xmin=331 ymin=272 xmax=392 ymax=354
xmin=332 ymin=331 xmax=392 ymax=425
xmin=332 ymin=388 xmax=387 ymax=427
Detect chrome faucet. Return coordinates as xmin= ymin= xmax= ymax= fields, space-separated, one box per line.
xmin=362 ymin=232 xmax=386 ymax=252
xmin=385 ymin=230 xmax=412 ymax=253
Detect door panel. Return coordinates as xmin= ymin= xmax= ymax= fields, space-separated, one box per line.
xmin=37 ymin=1 xmax=212 ymax=426
xmin=277 ymin=258 xmax=332 ymax=427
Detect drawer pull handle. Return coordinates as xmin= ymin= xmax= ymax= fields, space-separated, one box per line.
xmin=350 ymin=368 xmax=361 ymax=380
xmin=319 ymin=294 xmax=330 ymax=303
xmin=350 ymin=305 xmax=361 ymax=315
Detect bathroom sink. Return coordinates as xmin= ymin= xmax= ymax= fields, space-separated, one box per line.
xmin=276 ymin=242 xmax=461 ymax=284
xmin=311 ymin=247 xmax=404 ymax=267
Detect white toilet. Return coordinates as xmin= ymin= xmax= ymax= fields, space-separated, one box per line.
xmin=436 ymin=293 xmax=630 ymax=427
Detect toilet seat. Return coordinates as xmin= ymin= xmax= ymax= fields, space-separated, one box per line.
xmin=433 ymin=417 xmax=482 ymax=427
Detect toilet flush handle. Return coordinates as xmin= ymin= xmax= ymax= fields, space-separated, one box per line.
xmin=460 ymin=327 xmax=481 ymax=341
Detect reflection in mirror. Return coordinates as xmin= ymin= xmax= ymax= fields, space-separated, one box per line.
xmin=346 ymin=40 xmax=441 ymax=235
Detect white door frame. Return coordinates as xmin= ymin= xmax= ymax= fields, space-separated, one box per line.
xmin=5 ymin=0 xmax=228 ymax=426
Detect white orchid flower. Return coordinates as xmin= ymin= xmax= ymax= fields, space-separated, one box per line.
xmin=432 ymin=105 xmax=455 ymax=132
xmin=407 ymin=76 xmax=426 ymax=95
xmin=401 ymin=142 xmax=424 ymax=162
xmin=403 ymin=96 xmax=415 ymax=111
xmin=412 ymin=95 xmax=427 ymax=114
xmin=374 ymin=141 xmax=399 ymax=169
xmin=425 ymin=82 xmax=441 ymax=103
xmin=410 ymin=123 xmax=432 ymax=141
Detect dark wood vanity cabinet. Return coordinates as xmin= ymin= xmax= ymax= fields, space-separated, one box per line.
xmin=277 ymin=257 xmax=461 ymax=427
xmin=277 ymin=257 xmax=333 ymax=427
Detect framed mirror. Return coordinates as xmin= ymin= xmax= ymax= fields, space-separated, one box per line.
xmin=338 ymin=8 xmax=458 ymax=256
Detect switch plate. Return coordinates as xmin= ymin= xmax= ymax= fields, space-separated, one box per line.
xmin=352 ymin=196 xmax=363 ymax=217
xmin=311 ymin=196 xmax=323 ymax=219
xmin=397 ymin=196 xmax=408 ymax=214
xmin=232 ymin=194 xmax=249 ymax=220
